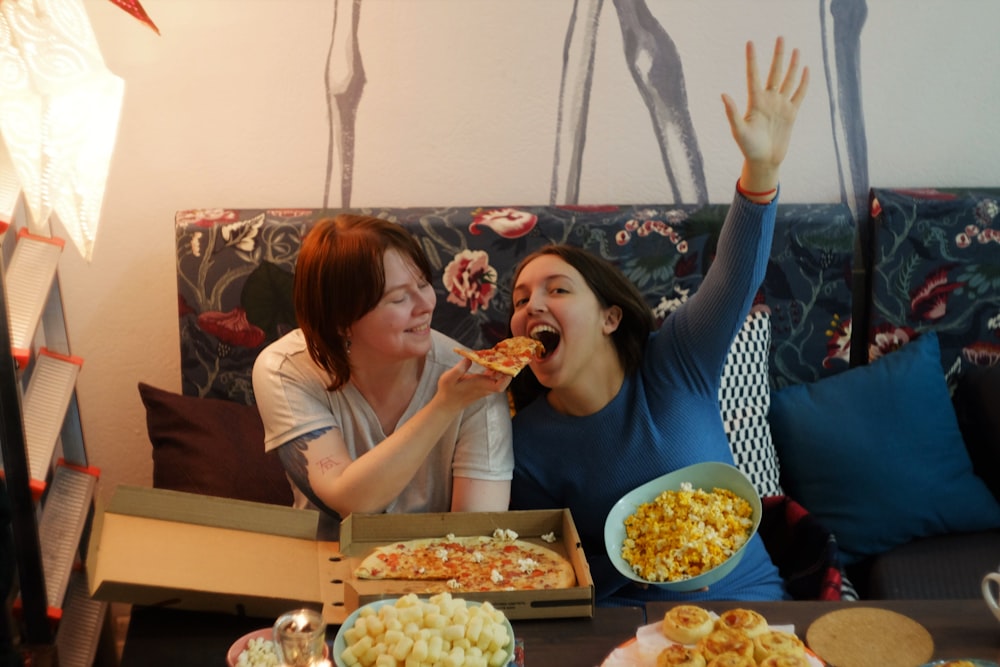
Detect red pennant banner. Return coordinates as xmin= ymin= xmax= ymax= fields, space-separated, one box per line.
xmin=107 ymin=0 xmax=160 ymax=35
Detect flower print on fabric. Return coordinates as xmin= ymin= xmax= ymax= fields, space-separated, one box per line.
xmin=175 ymin=208 xmax=239 ymax=228
xmin=614 ymin=209 xmax=690 ymax=253
xmin=909 ymin=267 xmax=963 ymax=321
xmin=963 ymin=341 xmax=1000 ymax=365
xmin=468 ymin=208 xmax=537 ymax=238
xmin=442 ymin=250 xmax=498 ymax=313
xmin=823 ymin=314 xmax=852 ymax=369
xmin=869 ymin=324 xmax=917 ymax=362
xmin=955 ymin=197 xmax=1000 ymax=248
xmin=220 ymin=213 xmax=265 ymax=256
xmin=197 ymin=307 xmax=266 ymax=353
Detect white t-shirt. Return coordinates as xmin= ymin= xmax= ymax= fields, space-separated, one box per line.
xmin=252 ymin=329 xmax=513 ymax=515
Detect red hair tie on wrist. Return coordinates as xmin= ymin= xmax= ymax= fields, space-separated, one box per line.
xmin=736 ymin=179 xmax=777 ymax=198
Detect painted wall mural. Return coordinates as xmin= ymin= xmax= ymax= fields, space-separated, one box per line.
xmin=322 ymin=0 xmax=869 ymax=217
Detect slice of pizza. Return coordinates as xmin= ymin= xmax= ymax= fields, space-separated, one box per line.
xmin=454 ymin=336 xmax=544 ymax=376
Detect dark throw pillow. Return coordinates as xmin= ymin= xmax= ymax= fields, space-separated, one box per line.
xmin=767 ymin=331 xmax=1000 ymax=566
xmin=952 ymin=362 xmax=1000 ymax=503
xmin=138 ymin=382 xmax=293 ymax=506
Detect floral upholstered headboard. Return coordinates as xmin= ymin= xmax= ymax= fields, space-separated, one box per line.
xmin=175 ymin=202 xmax=857 ymax=405
xmin=867 ymin=187 xmax=1000 ymax=375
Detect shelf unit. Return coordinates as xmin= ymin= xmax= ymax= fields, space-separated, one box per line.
xmin=0 ymin=210 xmax=105 ymax=664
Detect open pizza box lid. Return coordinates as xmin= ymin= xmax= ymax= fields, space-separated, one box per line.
xmin=86 ymin=485 xmax=349 ymax=625
xmin=334 ymin=509 xmax=595 ymax=619
xmin=88 ymin=487 xmax=594 ymax=623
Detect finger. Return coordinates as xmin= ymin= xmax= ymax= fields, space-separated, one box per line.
xmin=745 ymin=40 xmax=761 ymax=96
xmin=468 ymin=371 xmax=511 ymax=391
xmin=779 ymin=47 xmax=800 ymax=95
xmin=766 ymin=36 xmax=785 ymax=90
xmin=721 ymin=93 xmax=742 ymax=134
xmin=789 ymin=65 xmax=810 ymax=108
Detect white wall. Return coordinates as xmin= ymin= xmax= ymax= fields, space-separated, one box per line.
xmin=64 ymin=0 xmax=1000 ymax=509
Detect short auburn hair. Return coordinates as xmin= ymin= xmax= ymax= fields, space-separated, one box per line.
xmin=294 ymin=214 xmax=432 ymax=390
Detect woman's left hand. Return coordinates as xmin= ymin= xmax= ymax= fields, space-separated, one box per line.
xmin=722 ymin=37 xmax=809 ymax=190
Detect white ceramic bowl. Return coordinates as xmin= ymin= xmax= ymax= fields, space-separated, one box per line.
xmin=333 ymin=597 xmax=515 ymax=667
xmin=227 ymin=626 xmax=331 ymax=667
xmin=603 ymin=461 xmax=762 ymax=592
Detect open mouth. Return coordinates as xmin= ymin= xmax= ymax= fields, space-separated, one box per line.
xmin=529 ymin=325 xmax=560 ymax=359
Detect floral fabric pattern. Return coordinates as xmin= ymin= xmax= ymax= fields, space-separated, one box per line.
xmin=176 ymin=203 xmax=857 ymax=403
xmin=868 ymin=188 xmax=1000 ymax=376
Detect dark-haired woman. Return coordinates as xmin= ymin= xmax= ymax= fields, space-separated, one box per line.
xmin=508 ymin=38 xmax=809 ymax=604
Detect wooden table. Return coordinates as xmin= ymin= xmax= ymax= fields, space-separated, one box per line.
xmin=646 ymin=600 xmax=1000 ymax=664
xmin=119 ymin=604 xmax=646 ymax=667
xmin=119 ymin=599 xmax=1000 ymax=666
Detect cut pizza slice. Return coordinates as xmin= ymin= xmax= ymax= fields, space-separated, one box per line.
xmin=454 ymin=336 xmax=545 ymax=376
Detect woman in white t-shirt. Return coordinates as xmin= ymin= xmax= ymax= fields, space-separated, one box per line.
xmin=252 ymin=215 xmax=513 ymax=531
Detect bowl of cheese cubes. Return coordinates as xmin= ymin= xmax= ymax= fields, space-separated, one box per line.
xmin=603 ymin=461 xmax=762 ymax=592
xmin=333 ymin=593 xmax=515 ymax=667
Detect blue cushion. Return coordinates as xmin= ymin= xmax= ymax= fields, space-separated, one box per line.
xmin=768 ymin=331 xmax=1000 ymax=565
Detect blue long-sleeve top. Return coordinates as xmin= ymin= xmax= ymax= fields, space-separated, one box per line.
xmin=510 ymin=191 xmax=787 ymax=605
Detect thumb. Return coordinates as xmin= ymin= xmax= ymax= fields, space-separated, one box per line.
xmin=721 ymin=93 xmax=742 ymax=136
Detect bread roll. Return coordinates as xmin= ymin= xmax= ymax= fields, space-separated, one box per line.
xmin=752 ymin=629 xmax=806 ymax=663
xmin=757 ymin=654 xmax=812 ymax=667
xmin=661 ymin=605 xmax=714 ymax=644
xmin=714 ymin=608 xmax=768 ymax=638
xmin=704 ymin=652 xmax=755 ymax=667
xmin=655 ymin=643 xmax=707 ymax=667
xmin=697 ymin=628 xmax=754 ymax=662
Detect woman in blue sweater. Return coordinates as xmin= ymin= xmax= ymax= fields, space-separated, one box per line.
xmin=507 ymin=37 xmax=809 ymax=605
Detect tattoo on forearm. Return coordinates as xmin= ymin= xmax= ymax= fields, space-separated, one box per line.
xmin=277 ymin=427 xmax=339 ymax=518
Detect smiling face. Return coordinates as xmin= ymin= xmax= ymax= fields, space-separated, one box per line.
xmin=510 ymin=253 xmax=622 ymax=392
xmin=348 ymin=248 xmax=436 ymax=362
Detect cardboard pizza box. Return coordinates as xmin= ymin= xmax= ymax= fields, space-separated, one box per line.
xmin=86 ymin=485 xmax=349 ymax=625
xmin=87 ymin=486 xmax=595 ymax=623
xmin=335 ymin=509 xmax=595 ymax=619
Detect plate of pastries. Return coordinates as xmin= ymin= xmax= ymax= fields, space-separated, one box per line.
xmin=602 ymin=604 xmax=822 ymax=667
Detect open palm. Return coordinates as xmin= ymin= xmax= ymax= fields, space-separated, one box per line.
xmin=724 ymin=38 xmax=810 ymax=171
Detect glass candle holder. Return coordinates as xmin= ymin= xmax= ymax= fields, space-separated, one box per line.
xmin=273 ymin=608 xmax=327 ymax=667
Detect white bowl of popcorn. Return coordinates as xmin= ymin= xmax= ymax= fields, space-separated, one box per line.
xmin=603 ymin=461 xmax=762 ymax=592
xmin=333 ymin=593 xmax=515 ymax=667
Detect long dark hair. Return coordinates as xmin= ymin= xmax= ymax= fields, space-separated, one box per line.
xmin=294 ymin=214 xmax=432 ymax=391
xmin=508 ymin=245 xmax=655 ymax=410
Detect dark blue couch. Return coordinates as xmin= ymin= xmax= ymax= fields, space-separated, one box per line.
xmin=157 ymin=189 xmax=1000 ymax=601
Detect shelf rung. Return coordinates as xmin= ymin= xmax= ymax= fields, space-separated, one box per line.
xmin=38 ymin=464 xmax=97 ymax=609
xmin=54 ymin=570 xmax=107 ymax=667
xmin=24 ymin=349 xmax=83 ymax=488
xmin=5 ymin=231 xmax=64 ymax=367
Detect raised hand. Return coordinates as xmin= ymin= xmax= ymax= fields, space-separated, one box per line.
xmin=722 ymin=37 xmax=810 ymax=195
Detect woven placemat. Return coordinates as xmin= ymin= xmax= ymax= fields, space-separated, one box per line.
xmin=806 ymin=607 xmax=934 ymax=667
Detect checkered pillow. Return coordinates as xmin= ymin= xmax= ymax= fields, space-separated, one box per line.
xmin=719 ymin=310 xmax=783 ymax=497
